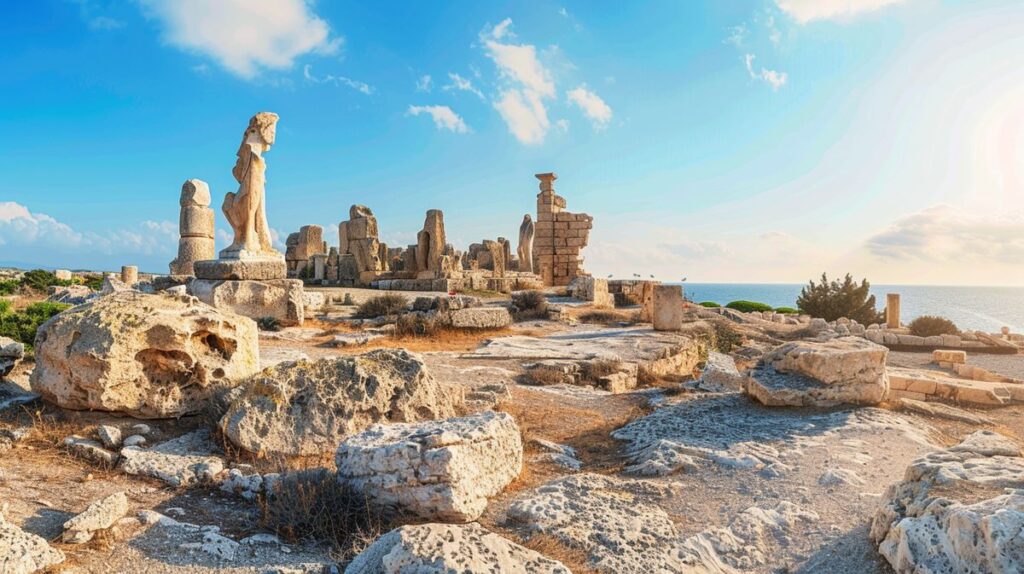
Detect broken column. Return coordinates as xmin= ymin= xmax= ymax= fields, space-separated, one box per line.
xmin=339 ymin=205 xmax=384 ymax=285
xmin=169 ymin=179 xmax=216 ymax=276
xmin=416 ymin=209 xmax=447 ymax=279
xmin=886 ymin=293 xmax=900 ymax=329
xmin=532 ymin=173 xmax=593 ymax=286
xmin=482 ymin=240 xmax=506 ymax=278
xmin=285 ymin=225 xmax=327 ymax=279
xmin=653 ymin=285 xmax=683 ymax=331
xmin=120 ymin=266 xmax=138 ymax=286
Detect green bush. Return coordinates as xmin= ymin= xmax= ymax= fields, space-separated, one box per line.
xmin=18 ymin=269 xmax=75 ymax=293
xmin=256 ymin=316 xmax=282 ymax=332
xmin=0 ymin=300 xmax=10 ymax=315
xmin=908 ymin=315 xmax=959 ymax=337
xmin=774 ymin=307 xmax=799 ymax=314
xmin=355 ymin=293 xmax=409 ymax=318
xmin=0 ymin=301 xmax=70 ymax=349
xmin=81 ymin=274 xmax=104 ymax=291
xmin=725 ymin=300 xmax=773 ymax=313
xmin=796 ymin=273 xmax=884 ymax=325
xmin=699 ymin=301 xmax=720 ymax=308
xmin=0 ymin=280 xmax=18 ymax=296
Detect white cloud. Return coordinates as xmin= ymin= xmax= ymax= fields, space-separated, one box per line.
xmin=776 ymin=0 xmax=908 ymax=24
xmin=555 ymin=118 xmax=570 ymax=132
xmin=303 ymin=65 xmax=373 ymax=94
xmin=70 ymin=1 xmax=126 ymax=31
xmin=865 ymin=205 xmax=1024 ymax=264
xmin=481 ymin=19 xmax=558 ymax=145
xmin=493 ymin=90 xmax=549 ymax=145
xmin=566 ymin=85 xmax=612 ymax=128
xmin=443 ymin=73 xmax=485 ymax=99
xmin=138 ymin=0 xmax=341 ymax=79
xmin=724 ymin=24 xmax=747 ymax=47
xmin=415 ymin=74 xmax=433 ymax=92
xmin=407 ymin=105 xmax=470 ymax=133
xmin=745 ymin=54 xmax=788 ymax=90
xmin=0 ymin=201 xmax=179 ymax=270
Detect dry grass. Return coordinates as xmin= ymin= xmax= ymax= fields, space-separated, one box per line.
xmin=519 ymin=366 xmax=570 ymax=386
xmin=363 ymin=326 xmax=517 ymax=353
xmin=519 ymin=534 xmax=600 ymax=574
xmin=579 ymin=359 xmax=622 ymax=383
xmin=575 ymin=309 xmax=639 ymax=326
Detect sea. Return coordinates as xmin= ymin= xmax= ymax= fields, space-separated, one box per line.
xmin=679 ymin=283 xmax=1024 ymax=334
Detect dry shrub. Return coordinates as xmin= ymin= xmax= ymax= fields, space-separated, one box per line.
xmin=512 ymin=290 xmax=548 ymax=321
xmin=908 ymin=315 xmax=959 ymax=337
xmin=710 ymin=321 xmax=743 ymax=353
xmin=355 ymin=293 xmax=409 ymax=318
xmin=393 ymin=313 xmax=439 ymax=337
xmin=520 ymin=534 xmax=600 ymax=574
xmin=260 ymin=468 xmax=387 ymax=558
xmin=579 ymin=359 xmax=621 ymax=383
xmin=519 ymin=366 xmax=569 ymax=386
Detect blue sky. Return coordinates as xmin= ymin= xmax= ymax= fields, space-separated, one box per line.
xmin=1 ymin=0 xmax=1022 ymax=285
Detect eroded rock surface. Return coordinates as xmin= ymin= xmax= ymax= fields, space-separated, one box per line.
xmin=222 ymin=350 xmax=464 ymax=456
xmin=0 ymin=337 xmax=24 ymax=379
xmin=337 ymin=411 xmax=522 ymax=522
xmin=345 ymin=523 xmax=570 ymax=574
xmin=62 ymin=492 xmax=129 ymax=544
xmin=31 ymin=292 xmax=259 ymax=418
xmin=871 ymin=430 xmax=1024 ymax=573
xmin=745 ymin=337 xmax=889 ymax=407
xmin=0 ymin=510 xmax=65 ymax=573
xmin=119 ymin=429 xmax=225 ymax=487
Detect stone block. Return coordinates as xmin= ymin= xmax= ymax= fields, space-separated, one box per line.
xmin=193 ymin=258 xmax=287 ymax=281
xmin=653 ymin=285 xmax=683 ymax=331
xmin=188 ymin=278 xmax=304 ymax=326
xmin=179 ymin=205 xmax=215 ymax=238
xmin=933 ymin=349 xmax=967 ymax=365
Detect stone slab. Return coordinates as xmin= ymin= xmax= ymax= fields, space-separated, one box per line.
xmin=193 ymin=258 xmax=287 ymax=281
xmin=189 ymin=278 xmax=303 ymax=326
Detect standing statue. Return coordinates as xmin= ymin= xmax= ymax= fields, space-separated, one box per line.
xmin=221 ymin=112 xmax=281 ymax=259
xmin=517 ymin=213 xmax=535 ymax=273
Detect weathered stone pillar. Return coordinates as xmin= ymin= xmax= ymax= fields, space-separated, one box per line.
xmin=169 ymin=179 xmax=216 ymax=276
xmin=653 ymin=285 xmax=683 ymax=331
xmin=121 ymin=265 xmax=138 ymax=286
xmin=886 ymin=293 xmax=900 ymax=329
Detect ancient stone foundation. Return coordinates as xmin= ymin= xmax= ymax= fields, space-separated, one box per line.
xmin=285 ymin=225 xmax=327 ymax=279
xmin=533 ymin=173 xmax=592 ymax=286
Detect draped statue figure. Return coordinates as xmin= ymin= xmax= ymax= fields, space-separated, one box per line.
xmin=517 ymin=213 xmax=535 ymax=273
xmin=221 ymin=112 xmax=281 ymax=259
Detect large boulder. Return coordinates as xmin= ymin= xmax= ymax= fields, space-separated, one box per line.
xmin=344 ymin=523 xmax=570 ymax=574
xmin=0 ymin=336 xmax=24 ymax=378
xmin=221 ymin=350 xmax=464 ymax=456
xmin=871 ymin=431 xmax=1024 ymax=573
xmin=30 ymin=292 xmax=259 ymax=418
xmin=337 ymin=411 xmax=522 ymax=522
xmin=744 ymin=337 xmax=888 ymax=407
xmin=0 ymin=510 xmax=65 ymax=573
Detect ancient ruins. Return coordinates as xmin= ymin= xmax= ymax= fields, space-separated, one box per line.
xmin=2 ymin=110 xmax=1022 ymax=574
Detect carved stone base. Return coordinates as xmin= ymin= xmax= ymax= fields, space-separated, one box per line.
xmin=193 ymin=258 xmax=287 ymax=281
xmin=188 ymin=278 xmax=303 ymax=326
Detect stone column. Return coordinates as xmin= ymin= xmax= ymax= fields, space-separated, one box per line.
xmin=886 ymin=293 xmax=900 ymax=329
xmin=170 ymin=179 xmax=216 ymax=276
xmin=121 ymin=266 xmax=138 ymax=286
xmin=653 ymin=285 xmax=683 ymax=331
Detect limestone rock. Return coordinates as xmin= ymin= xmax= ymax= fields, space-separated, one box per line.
xmin=444 ymin=307 xmax=512 ymax=330
xmin=119 ymin=429 xmax=225 ymax=487
xmin=188 ymin=278 xmax=304 ymax=326
xmin=31 ymin=292 xmax=260 ymax=418
xmin=345 ymin=523 xmax=569 ymax=574
xmin=337 ymin=411 xmax=522 ymax=522
xmin=745 ymin=337 xmax=889 ymax=407
xmin=871 ymin=430 xmax=1024 ymax=573
xmin=46 ymin=284 xmax=95 ymax=306
xmin=652 ymin=285 xmax=682 ymax=331
xmin=0 ymin=337 xmax=24 ymax=378
xmin=697 ymin=351 xmax=743 ymax=391
xmin=61 ymin=492 xmax=129 ymax=544
xmin=222 ymin=350 xmax=464 ymax=456
xmin=0 ymin=510 xmax=65 ymax=573
xmin=63 ymin=436 xmax=119 ymax=466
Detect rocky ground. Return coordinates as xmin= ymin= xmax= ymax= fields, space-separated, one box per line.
xmin=2 ymin=289 xmax=1022 ymax=573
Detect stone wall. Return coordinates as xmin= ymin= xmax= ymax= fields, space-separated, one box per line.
xmin=532 ymin=173 xmax=592 ymax=287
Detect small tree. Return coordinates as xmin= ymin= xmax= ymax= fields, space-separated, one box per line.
xmin=796 ymin=273 xmax=883 ymax=324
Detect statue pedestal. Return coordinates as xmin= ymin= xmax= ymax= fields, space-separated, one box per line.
xmin=193 ymin=257 xmax=287 ymax=281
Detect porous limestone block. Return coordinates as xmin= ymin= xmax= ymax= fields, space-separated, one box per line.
xmin=188 ymin=278 xmax=304 ymax=326
xmin=222 ymin=351 xmax=463 ymax=456
xmin=120 ymin=265 xmax=138 ymax=286
xmin=445 ymin=307 xmax=513 ymax=330
xmin=62 ymin=492 xmax=129 ymax=544
xmin=344 ymin=523 xmax=570 ymax=574
xmin=0 ymin=335 xmax=25 ymax=378
xmin=0 ymin=510 xmax=65 ymax=572
xmin=337 ymin=411 xmax=522 ymax=522
xmin=698 ymin=351 xmax=744 ymax=391
xmin=652 ymin=285 xmax=683 ymax=331
xmin=179 ymin=205 xmax=215 ymax=238
xmin=119 ymin=429 xmax=225 ymax=487
xmin=193 ymin=258 xmax=287 ymax=281
xmin=933 ymin=349 xmax=967 ymax=365
xmin=32 ymin=292 xmax=259 ymax=418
